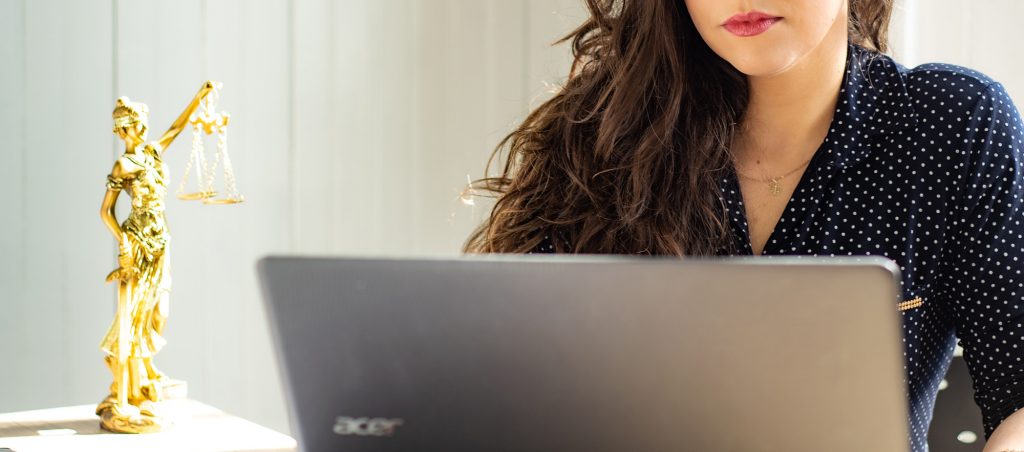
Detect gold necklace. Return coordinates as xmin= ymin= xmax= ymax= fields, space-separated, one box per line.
xmin=733 ymin=156 xmax=813 ymax=196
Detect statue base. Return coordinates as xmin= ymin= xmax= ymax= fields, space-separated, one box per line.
xmin=156 ymin=379 xmax=188 ymax=401
xmin=96 ymin=379 xmax=189 ymax=434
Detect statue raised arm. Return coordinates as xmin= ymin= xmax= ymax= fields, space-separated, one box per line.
xmin=157 ymin=80 xmax=217 ymax=153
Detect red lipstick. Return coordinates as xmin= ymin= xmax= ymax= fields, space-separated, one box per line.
xmin=722 ymin=11 xmax=782 ymax=37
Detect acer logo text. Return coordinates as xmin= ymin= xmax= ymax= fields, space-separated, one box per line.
xmin=333 ymin=417 xmax=404 ymax=437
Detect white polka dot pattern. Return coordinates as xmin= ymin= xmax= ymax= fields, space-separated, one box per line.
xmin=526 ymin=42 xmax=1024 ymax=452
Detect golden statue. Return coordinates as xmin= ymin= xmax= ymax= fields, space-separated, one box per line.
xmin=96 ymin=80 xmax=239 ymax=433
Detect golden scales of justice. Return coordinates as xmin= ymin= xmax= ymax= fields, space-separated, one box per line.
xmin=177 ymin=82 xmax=244 ymax=204
xmin=97 ymin=81 xmax=244 ymax=433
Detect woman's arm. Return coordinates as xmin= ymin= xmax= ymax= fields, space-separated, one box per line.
xmin=945 ymin=82 xmax=1024 ymax=450
xmin=986 ymin=409 xmax=1024 ymax=451
xmin=156 ymin=80 xmax=216 ymax=153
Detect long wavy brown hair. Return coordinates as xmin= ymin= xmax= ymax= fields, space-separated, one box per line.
xmin=463 ymin=0 xmax=893 ymax=255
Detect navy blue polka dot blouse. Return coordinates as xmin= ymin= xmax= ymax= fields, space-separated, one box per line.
xmin=529 ymin=42 xmax=1024 ymax=451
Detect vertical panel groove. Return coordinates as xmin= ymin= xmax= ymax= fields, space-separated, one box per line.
xmin=411 ymin=0 xmax=423 ymax=251
xmin=522 ymin=1 xmax=530 ymax=122
xmin=201 ymin=0 xmax=208 ymax=75
xmin=20 ymin=0 xmax=28 ymax=300
xmin=287 ymin=0 xmax=296 ymax=251
xmin=111 ymin=0 xmax=118 ymax=161
xmin=110 ymin=0 xmax=120 ymax=304
xmin=327 ymin=0 xmax=337 ymax=251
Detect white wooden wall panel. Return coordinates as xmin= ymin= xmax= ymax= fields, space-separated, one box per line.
xmin=413 ymin=0 xmax=531 ymax=255
xmin=229 ymin=0 xmax=293 ymax=432
xmin=198 ymin=0 xmax=247 ymax=420
xmin=57 ymin=0 xmax=117 ymax=408
xmin=0 ymin=0 xmax=115 ymax=412
xmin=328 ymin=0 xmax=389 ymax=254
xmin=21 ymin=0 xmax=67 ymax=411
xmin=373 ymin=0 xmax=430 ymax=255
xmin=0 ymin=0 xmax=29 ymax=409
xmin=887 ymin=0 xmax=911 ymax=62
xmin=291 ymin=0 xmax=334 ymax=254
xmin=526 ymin=0 xmax=588 ymax=106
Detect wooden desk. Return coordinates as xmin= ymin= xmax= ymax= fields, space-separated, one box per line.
xmin=0 ymin=399 xmax=296 ymax=452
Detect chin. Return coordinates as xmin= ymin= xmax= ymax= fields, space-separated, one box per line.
xmin=719 ymin=46 xmax=803 ymax=78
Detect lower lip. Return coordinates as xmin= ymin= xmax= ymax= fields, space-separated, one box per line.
xmin=723 ymin=18 xmax=782 ymax=37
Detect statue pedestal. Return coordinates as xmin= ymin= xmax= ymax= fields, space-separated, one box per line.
xmin=156 ymin=379 xmax=188 ymax=401
xmin=0 ymin=399 xmax=295 ymax=452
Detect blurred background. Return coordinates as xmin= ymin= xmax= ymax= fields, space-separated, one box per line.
xmin=0 ymin=0 xmax=1019 ymax=449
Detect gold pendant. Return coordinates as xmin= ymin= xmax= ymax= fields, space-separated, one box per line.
xmin=769 ymin=177 xmax=782 ymax=196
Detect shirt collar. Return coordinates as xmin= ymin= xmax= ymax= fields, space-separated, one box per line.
xmin=826 ymin=42 xmax=920 ymax=169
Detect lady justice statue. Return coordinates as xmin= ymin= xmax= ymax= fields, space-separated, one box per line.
xmin=96 ymin=81 xmax=229 ymax=433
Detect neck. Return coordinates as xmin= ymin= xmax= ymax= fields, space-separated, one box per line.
xmin=736 ymin=15 xmax=849 ymax=167
xmin=124 ymin=139 xmax=143 ymax=152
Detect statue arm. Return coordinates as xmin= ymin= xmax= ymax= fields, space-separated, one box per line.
xmin=101 ymin=160 xmax=142 ymax=282
xmin=156 ymin=80 xmax=217 ymax=153
xmin=100 ymin=160 xmax=126 ymax=241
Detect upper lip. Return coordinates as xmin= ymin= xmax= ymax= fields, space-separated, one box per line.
xmin=722 ymin=11 xmax=781 ymax=26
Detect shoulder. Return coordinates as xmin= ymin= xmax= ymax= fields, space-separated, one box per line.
xmin=142 ymin=142 xmax=163 ymax=157
xmin=905 ymin=66 xmax=1024 ymax=215
xmin=905 ymin=61 xmax=997 ymax=89
xmin=107 ymin=157 xmax=139 ymax=190
xmin=112 ymin=147 xmax=158 ymax=178
xmin=901 ymin=59 xmax=1007 ymax=114
xmin=873 ymin=54 xmax=1024 ymax=200
xmin=110 ymin=157 xmax=136 ymax=178
xmin=890 ymin=57 xmax=1022 ymax=147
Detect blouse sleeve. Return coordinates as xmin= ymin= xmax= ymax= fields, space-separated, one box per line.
xmin=943 ymin=81 xmax=1024 ymax=438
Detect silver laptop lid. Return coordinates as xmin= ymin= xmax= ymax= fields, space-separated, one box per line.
xmin=257 ymin=254 xmax=908 ymax=452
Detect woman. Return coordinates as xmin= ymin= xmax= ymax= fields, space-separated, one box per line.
xmin=464 ymin=1 xmax=1024 ymax=450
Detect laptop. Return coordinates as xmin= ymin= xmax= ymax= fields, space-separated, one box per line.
xmin=257 ymin=254 xmax=909 ymax=452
